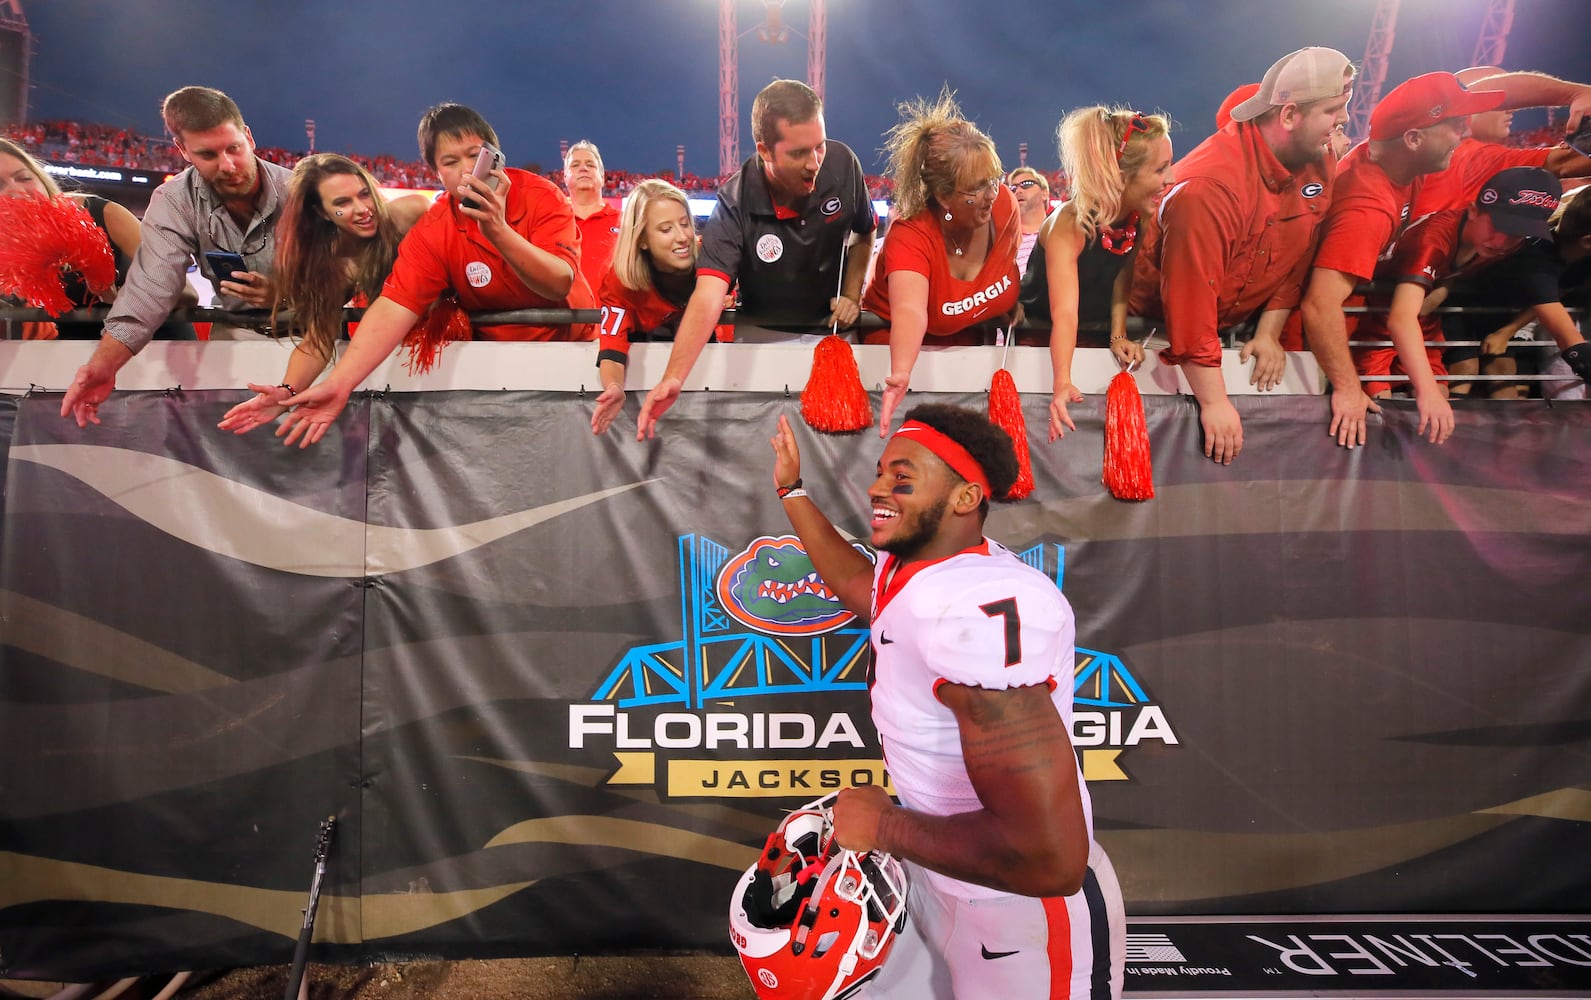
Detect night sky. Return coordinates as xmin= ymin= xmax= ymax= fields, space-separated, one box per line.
xmin=19 ymin=0 xmax=1591 ymax=177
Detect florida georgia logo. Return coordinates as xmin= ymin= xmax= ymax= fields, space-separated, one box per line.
xmin=715 ymin=535 xmax=858 ymax=635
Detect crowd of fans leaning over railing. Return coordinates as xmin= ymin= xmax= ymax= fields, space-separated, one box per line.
xmin=4 ymin=58 xmax=1590 ymax=464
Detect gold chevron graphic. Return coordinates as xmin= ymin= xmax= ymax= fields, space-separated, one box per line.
xmin=483 ymin=815 xmax=761 ymax=872
xmin=0 ymin=590 xmax=235 ymax=693
xmin=0 ymin=851 xmax=531 ymax=942
xmin=9 ymin=445 xmax=653 ymax=577
xmin=1479 ymin=787 xmax=1591 ymax=822
xmin=1100 ymin=788 xmax=1591 ymax=902
xmin=457 ymin=755 xmax=617 ymax=787
xmin=360 ymin=881 xmax=536 ymax=941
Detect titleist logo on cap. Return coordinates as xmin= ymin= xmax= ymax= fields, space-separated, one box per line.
xmin=1509 ymin=189 xmax=1559 ymax=210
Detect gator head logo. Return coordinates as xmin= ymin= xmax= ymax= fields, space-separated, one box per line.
xmin=715 ymin=535 xmax=861 ymax=635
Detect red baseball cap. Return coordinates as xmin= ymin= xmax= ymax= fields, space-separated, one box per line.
xmin=1369 ymin=72 xmax=1505 ymax=141
xmin=1216 ymin=84 xmax=1260 ymax=130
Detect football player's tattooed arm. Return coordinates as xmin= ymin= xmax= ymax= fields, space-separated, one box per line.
xmin=836 ymin=682 xmax=1090 ymax=896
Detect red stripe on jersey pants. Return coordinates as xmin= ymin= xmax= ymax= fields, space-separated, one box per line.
xmin=1044 ymin=894 xmax=1074 ymax=997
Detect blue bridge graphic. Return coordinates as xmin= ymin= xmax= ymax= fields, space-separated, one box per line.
xmin=594 ymin=534 xmax=1150 ymax=711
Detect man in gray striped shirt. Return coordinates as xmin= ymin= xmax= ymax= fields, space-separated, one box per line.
xmin=62 ymin=85 xmax=293 ymax=427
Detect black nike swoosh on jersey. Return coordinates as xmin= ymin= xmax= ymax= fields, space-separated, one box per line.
xmin=879 ymin=633 xmax=895 ymax=645
xmin=981 ymin=945 xmax=1019 ymax=960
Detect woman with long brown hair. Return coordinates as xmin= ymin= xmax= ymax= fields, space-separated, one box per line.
xmin=218 ymin=153 xmax=427 ymax=434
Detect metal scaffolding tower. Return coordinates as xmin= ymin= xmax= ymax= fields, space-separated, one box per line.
xmin=719 ymin=0 xmax=739 ymax=177
xmin=1471 ymin=0 xmax=1515 ymax=69
xmin=808 ymin=0 xmax=826 ymax=103
xmin=0 ymin=0 xmax=30 ymax=127
xmin=718 ymin=0 xmax=828 ymax=178
xmin=1347 ymin=0 xmax=1400 ymax=144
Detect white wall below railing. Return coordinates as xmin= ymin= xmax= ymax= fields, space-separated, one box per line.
xmin=0 ymin=334 xmax=1326 ymax=398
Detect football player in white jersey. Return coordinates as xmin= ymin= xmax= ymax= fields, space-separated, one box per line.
xmin=769 ymin=404 xmax=1125 ymax=1000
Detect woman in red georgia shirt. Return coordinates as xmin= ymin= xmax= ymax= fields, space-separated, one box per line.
xmin=862 ymin=91 xmax=1021 ymax=436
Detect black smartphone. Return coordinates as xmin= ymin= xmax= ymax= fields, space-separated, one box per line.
xmin=462 ymin=143 xmax=504 ymax=211
xmin=1568 ymin=118 xmax=1591 ymax=158
xmin=204 ymin=250 xmax=248 ymax=285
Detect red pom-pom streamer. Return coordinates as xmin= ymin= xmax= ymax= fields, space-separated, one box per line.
xmin=402 ymin=297 xmax=472 ymax=374
xmin=987 ymin=368 xmax=1034 ymax=500
xmin=0 ymin=195 xmax=116 ymax=317
xmin=801 ymin=334 xmax=873 ymax=434
xmin=1103 ymin=370 xmax=1154 ymax=501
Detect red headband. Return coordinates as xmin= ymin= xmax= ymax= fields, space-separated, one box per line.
xmin=893 ymin=420 xmax=992 ymax=496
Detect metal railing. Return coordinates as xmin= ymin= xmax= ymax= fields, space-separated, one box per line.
xmin=0 ymin=304 xmax=1140 ymax=338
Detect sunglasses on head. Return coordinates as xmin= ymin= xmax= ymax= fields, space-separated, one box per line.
xmin=1116 ymin=112 xmax=1152 ymax=163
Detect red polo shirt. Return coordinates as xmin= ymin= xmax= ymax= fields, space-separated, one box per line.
xmin=576 ymin=201 xmax=622 ymax=291
xmin=1143 ymin=122 xmax=1335 ymax=368
xmin=382 ymin=167 xmax=595 ymax=341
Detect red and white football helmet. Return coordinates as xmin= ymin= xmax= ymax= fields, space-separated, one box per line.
xmin=729 ymin=793 xmax=909 ymax=1000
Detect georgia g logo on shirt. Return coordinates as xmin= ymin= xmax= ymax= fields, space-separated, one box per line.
xmin=465 ymin=261 xmax=493 ymax=288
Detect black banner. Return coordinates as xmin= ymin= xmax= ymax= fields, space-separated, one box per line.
xmin=1 ymin=389 xmax=1588 ymax=983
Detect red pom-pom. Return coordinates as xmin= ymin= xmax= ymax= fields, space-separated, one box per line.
xmin=402 ymin=297 xmax=472 ymax=374
xmin=1103 ymin=370 xmax=1154 ymax=501
xmin=987 ymin=368 xmax=1034 ymax=500
xmin=0 ymin=196 xmax=116 ymax=317
xmin=801 ymin=334 xmax=873 ymax=434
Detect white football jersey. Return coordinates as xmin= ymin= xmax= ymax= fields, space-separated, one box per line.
xmin=870 ymin=539 xmax=1092 ymax=899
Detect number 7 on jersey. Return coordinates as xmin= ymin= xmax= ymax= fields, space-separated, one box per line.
xmin=979 ymin=597 xmax=1022 ymax=667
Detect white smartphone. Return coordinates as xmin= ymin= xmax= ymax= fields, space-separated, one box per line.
xmin=463 ymin=144 xmax=504 ymax=210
